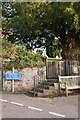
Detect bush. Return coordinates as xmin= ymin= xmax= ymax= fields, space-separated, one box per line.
xmin=2 ymin=39 xmax=45 ymax=70
xmin=36 ymin=50 xmax=43 ymax=56
xmin=37 ymin=61 xmax=45 ymax=67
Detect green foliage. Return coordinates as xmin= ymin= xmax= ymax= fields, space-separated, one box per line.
xmin=36 ymin=50 xmax=43 ymax=56
xmin=2 ymin=2 xmax=80 ymax=59
xmin=52 ymin=47 xmax=62 ymax=58
xmin=2 ymin=39 xmax=45 ymax=70
xmin=36 ymin=61 xmax=45 ymax=66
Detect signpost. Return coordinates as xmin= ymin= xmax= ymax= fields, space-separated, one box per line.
xmin=4 ymin=59 xmax=20 ymax=92
xmin=6 ymin=73 xmax=20 ymax=80
xmin=12 ymin=67 xmax=14 ymax=92
xmin=6 ymin=67 xmax=20 ymax=92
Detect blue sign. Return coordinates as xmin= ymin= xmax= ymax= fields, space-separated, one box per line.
xmin=6 ymin=73 xmax=20 ymax=80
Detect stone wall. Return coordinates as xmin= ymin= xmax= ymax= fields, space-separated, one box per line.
xmin=3 ymin=67 xmax=46 ymax=92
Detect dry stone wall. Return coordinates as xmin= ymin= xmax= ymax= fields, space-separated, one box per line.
xmin=3 ymin=67 xmax=46 ymax=92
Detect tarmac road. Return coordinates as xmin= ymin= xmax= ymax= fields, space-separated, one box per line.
xmin=0 ymin=93 xmax=79 ymax=119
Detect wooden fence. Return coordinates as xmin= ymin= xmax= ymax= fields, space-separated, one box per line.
xmin=46 ymin=60 xmax=80 ymax=79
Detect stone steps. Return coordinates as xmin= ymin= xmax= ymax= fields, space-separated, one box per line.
xmin=29 ymin=79 xmax=58 ymax=97
xmin=47 ymin=79 xmax=58 ymax=83
xmin=39 ymin=81 xmax=55 ymax=86
xmin=36 ymin=84 xmax=53 ymax=89
xmin=29 ymin=86 xmax=56 ymax=97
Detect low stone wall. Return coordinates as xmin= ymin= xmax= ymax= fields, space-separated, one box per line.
xmin=3 ymin=67 xmax=46 ymax=92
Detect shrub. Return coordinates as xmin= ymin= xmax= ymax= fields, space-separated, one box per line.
xmin=36 ymin=50 xmax=43 ymax=56
xmin=2 ymin=39 xmax=45 ymax=70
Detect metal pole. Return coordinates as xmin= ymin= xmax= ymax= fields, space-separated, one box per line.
xmin=12 ymin=67 xmax=14 ymax=92
xmin=34 ymin=76 xmax=35 ymax=97
xmin=1 ymin=69 xmax=3 ymax=91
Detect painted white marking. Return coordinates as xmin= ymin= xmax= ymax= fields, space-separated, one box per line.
xmin=49 ymin=111 xmax=65 ymax=118
xmin=28 ymin=106 xmax=43 ymax=111
xmin=0 ymin=99 xmax=8 ymax=102
xmin=11 ymin=102 xmax=23 ymax=106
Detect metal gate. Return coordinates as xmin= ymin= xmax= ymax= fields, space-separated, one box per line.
xmin=33 ymin=60 xmax=80 ymax=97
xmin=46 ymin=60 xmax=80 ymax=79
xmin=46 ymin=60 xmax=66 ymax=79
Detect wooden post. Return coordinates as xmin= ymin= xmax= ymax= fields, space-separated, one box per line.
xmin=59 ymin=61 xmax=61 ymax=75
xmin=12 ymin=67 xmax=14 ymax=92
xmin=58 ymin=76 xmax=61 ymax=95
xmin=65 ymin=81 xmax=68 ymax=97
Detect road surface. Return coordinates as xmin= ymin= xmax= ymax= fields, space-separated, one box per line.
xmin=0 ymin=93 xmax=79 ymax=119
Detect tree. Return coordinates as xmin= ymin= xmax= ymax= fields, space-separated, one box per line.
xmin=2 ymin=2 xmax=80 ymax=59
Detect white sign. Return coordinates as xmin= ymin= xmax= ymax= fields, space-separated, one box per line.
xmin=73 ymin=67 xmax=78 ymax=73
